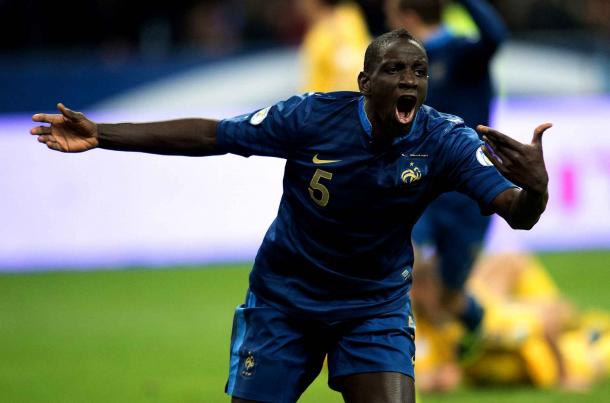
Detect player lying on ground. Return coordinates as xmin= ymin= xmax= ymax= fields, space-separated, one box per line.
xmin=414 ymin=251 xmax=610 ymax=392
xmin=30 ymin=29 xmax=551 ymax=403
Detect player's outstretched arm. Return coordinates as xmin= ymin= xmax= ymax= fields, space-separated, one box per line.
xmin=31 ymin=103 xmax=221 ymax=156
xmin=480 ymin=123 xmax=552 ymax=230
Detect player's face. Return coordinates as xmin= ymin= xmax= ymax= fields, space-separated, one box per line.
xmin=360 ymin=39 xmax=428 ymax=130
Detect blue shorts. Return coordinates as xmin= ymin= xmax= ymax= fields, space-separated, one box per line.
xmin=412 ymin=192 xmax=491 ymax=289
xmin=225 ymin=291 xmax=416 ymax=402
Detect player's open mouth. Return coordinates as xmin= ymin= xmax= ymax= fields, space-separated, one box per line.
xmin=396 ymin=95 xmax=417 ymax=125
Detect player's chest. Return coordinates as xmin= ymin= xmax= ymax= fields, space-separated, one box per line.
xmin=288 ymin=147 xmax=437 ymax=210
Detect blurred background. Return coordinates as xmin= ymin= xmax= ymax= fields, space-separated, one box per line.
xmin=1 ymin=0 xmax=609 ymax=402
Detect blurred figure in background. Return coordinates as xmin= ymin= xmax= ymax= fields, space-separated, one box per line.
xmin=297 ymin=0 xmax=371 ymax=92
xmin=413 ymin=251 xmax=610 ymax=392
xmin=184 ymin=0 xmax=243 ymax=55
xmin=384 ymin=0 xmax=507 ymax=350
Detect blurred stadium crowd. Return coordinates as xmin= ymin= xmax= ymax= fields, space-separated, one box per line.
xmin=2 ymin=0 xmax=609 ymax=56
xmin=3 ymin=0 xmax=609 ymax=113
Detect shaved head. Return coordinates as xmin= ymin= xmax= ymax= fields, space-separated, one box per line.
xmin=363 ymin=29 xmax=426 ymax=73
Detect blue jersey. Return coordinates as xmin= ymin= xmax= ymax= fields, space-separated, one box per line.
xmin=425 ymin=0 xmax=507 ymax=127
xmin=217 ymin=91 xmax=513 ymax=321
xmin=413 ymin=0 xmax=508 ymax=287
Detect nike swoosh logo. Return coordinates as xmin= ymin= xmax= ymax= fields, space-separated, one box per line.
xmin=312 ymin=154 xmax=341 ymax=164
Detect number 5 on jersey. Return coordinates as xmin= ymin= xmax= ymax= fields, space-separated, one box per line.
xmin=308 ymin=169 xmax=333 ymax=207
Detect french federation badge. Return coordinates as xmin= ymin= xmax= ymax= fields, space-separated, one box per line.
xmin=241 ymin=351 xmax=256 ymax=377
xmin=400 ymin=160 xmax=427 ymax=186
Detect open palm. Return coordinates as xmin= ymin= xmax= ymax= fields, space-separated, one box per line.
xmin=30 ymin=103 xmax=98 ymax=152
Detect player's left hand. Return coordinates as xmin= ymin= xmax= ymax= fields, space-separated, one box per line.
xmin=476 ymin=123 xmax=552 ymax=195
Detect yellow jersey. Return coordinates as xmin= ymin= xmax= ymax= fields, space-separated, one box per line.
xmin=301 ymin=2 xmax=370 ymax=92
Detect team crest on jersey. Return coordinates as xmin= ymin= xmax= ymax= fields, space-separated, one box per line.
xmin=401 ymin=161 xmax=425 ymax=185
xmin=241 ymin=351 xmax=256 ymax=377
xmin=249 ymin=107 xmax=271 ymax=126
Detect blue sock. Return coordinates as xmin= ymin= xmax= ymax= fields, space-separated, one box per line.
xmin=459 ymin=294 xmax=484 ymax=332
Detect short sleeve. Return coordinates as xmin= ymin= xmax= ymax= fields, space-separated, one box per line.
xmin=216 ymin=94 xmax=313 ymax=159
xmin=443 ymin=127 xmax=516 ymax=214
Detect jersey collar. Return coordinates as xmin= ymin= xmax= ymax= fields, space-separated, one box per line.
xmin=358 ymin=95 xmax=373 ymax=135
xmin=358 ymin=96 xmax=422 ymax=145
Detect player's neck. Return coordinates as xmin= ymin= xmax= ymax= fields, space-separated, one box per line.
xmin=364 ymin=100 xmax=412 ymax=144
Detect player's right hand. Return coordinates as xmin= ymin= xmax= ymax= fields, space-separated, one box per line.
xmin=30 ymin=103 xmax=98 ymax=152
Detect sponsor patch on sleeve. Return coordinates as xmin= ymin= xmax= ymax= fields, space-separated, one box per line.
xmin=249 ymin=107 xmax=271 ymax=126
xmin=476 ymin=146 xmax=494 ymax=167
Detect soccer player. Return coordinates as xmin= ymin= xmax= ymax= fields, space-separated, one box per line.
xmin=415 ymin=251 xmax=610 ymax=391
xmin=29 ymin=29 xmax=551 ymax=403
xmin=297 ymin=0 xmax=370 ymax=92
xmin=384 ymin=0 xmax=508 ymax=341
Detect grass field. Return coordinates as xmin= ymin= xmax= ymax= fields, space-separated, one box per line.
xmin=1 ymin=250 xmax=609 ymax=402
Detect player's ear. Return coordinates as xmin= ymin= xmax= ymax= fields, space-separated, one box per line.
xmin=358 ymin=71 xmax=371 ymax=95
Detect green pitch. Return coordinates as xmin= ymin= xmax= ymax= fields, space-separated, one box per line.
xmin=1 ymin=250 xmax=609 ymax=402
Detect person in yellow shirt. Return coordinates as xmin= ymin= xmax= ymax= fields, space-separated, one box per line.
xmin=413 ymin=251 xmax=610 ymax=392
xmin=297 ymin=0 xmax=371 ymax=92
xmin=468 ymin=253 xmax=610 ymax=390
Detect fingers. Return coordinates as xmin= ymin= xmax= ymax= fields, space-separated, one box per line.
xmin=37 ymin=134 xmax=52 ymax=143
xmin=46 ymin=141 xmax=64 ymax=152
xmin=30 ymin=125 xmax=51 ymax=136
xmin=482 ymin=142 xmax=512 ymax=172
xmin=477 ymin=125 xmax=522 ymax=151
xmin=36 ymin=134 xmax=65 ymax=152
xmin=532 ymin=122 xmax=552 ymax=146
xmin=482 ymin=131 xmax=523 ymax=172
xmin=57 ymin=103 xmax=79 ymax=120
xmin=482 ymin=144 xmax=501 ymax=165
xmin=478 ymin=123 xmax=553 ymax=150
xmin=31 ymin=103 xmax=80 ymax=123
xmin=32 ymin=113 xmax=62 ymax=124
xmin=481 ymin=134 xmax=512 ymax=163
